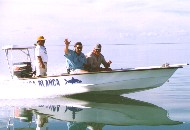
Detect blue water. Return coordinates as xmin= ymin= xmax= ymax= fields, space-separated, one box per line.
xmin=1 ymin=0 xmax=190 ymax=129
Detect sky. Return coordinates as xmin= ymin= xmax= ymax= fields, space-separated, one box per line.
xmin=0 ymin=0 xmax=190 ymax=45
xmin=0 ymin=1 xmax=190 ymax=125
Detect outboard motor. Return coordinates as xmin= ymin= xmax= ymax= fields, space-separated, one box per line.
xmin=13 ymin=62 xmax=33 ymax=78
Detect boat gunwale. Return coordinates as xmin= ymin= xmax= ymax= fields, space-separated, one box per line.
xmin=18 ymin=66 xmax=182 ymax=80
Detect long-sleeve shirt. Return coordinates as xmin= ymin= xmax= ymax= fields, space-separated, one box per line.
xmin=86 ymin=51 xmax=110 ymax=70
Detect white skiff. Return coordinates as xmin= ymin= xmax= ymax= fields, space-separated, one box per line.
xmin=1 ymin=45 xmax=188 ymax=98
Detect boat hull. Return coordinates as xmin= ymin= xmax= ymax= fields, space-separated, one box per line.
xmin=85 ymin=67 xmax=178 ymax=95
xmin=0 ymin=66 xmax=180 ymax=99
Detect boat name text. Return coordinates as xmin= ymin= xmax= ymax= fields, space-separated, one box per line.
xmin=28 ymin=78 xmax=60 ymax=87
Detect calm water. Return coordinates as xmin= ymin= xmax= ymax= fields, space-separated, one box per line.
xmin=1 ymin=0 xmax=190 ymax=129
xmin=0 ymin=43 xmax=190 ymax=130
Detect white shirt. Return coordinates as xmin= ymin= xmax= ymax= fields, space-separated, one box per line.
xmin=35 ymin=45 xmax=48 ymax=62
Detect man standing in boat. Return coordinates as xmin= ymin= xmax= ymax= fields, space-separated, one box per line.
xmin=35 ymin=36 xmax=48 ymax=77
xmin=86 ymin=44 xmax=112 ymax=72
xmin=64 ymin=39 xmax=88 ymax=74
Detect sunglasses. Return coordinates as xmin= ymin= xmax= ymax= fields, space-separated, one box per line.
xmin=95 ymin=49 xmax=101 ymax=52
xmin=38 ymin=40 xmax=45 ymax=43
xmin=77 ymin=47 xmax=82 ymax=50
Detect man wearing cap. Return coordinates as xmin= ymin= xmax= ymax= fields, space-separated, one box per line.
xmin=86 ymin=44 xmax=112 ymax=72
xmin=64 ymin=39 xmax=88 ymax=74
xmin=35 ymin=36 xmax=48 ymax=77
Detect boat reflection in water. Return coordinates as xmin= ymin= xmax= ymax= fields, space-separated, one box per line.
xmin=0 ymin=94 xmax=182 ymax=130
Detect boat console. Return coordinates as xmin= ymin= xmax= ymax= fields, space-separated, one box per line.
xmin=13 ymin=62 xmax=33 ymax=78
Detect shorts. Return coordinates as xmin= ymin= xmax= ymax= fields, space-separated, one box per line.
xmin=36 ymin=62 xmax=47 ymax=76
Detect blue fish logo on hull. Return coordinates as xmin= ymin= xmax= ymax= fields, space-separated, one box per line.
xmin=64 ymin=77 xmax=82 ymax=85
